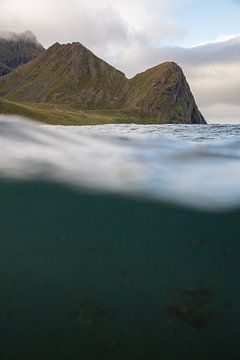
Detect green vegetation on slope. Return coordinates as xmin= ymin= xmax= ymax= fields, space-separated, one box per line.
xmin=0 ymin=98 xmax=170 ymax=125
xmin=0 ymin=40 xmax=206 ymax=124
xmin=0 ymin=42 xmax=128 ymax=108
xmin=125 ymin=62 xmax=205 ymax=124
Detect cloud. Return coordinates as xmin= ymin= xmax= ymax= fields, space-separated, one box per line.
xmin=0 ymin=0 xmax=187 ymax=71
xmin=0 ymin=30 xmax=40 ymax=44
xmin=154 ymin=37 xmax=240 ymax=122
xmin=202 ymin=104 xmax=240 ymax=124
xmin=0 ymin=0 xmax=185 ymax=48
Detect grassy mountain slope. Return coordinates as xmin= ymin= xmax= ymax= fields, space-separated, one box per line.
xmin=0 ymin=42 xmax=128 ymax=108
xmin=0 ymin=41 xmax=206 ymax=124
xmin=125 ymin=62 xmax=205 ymax=124
xmin=0 ymin=98 xmax=159 ymax=125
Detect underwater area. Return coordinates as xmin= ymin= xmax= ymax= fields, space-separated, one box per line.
xmin=1 ymin=117 xmax=240 ymax=359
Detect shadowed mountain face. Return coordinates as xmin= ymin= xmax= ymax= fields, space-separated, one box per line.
xmin=0 ymin=40 xmax=206 ymax=124
xmin=0 ymin=31 xmax=45 ymax=77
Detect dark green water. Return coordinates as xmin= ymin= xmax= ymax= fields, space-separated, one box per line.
xmin=0 ymin=179 xmax=240 ymax=359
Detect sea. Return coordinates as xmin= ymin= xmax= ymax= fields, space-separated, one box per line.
xmin=1 ymin=116 xmax=240 ymax=359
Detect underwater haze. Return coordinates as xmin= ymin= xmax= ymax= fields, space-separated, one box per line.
xmin=1 ymin=116 xmax=240 ymax=359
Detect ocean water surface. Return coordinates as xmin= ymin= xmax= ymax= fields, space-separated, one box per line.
xmin=2 ymin=117 xmax=240 ymax=209
xmin=1 ymin=116 xmax=240 ymax=359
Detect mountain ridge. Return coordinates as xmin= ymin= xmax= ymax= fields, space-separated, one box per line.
xmin=0 ymin=39 xmax=206 ymax=124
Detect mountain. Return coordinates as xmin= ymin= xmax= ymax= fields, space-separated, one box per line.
xmin=0 ymin=40 xmax=206 ymax=124
xmin=0 ymin=42 xmax=128 ymax=106
xmin=125 ymin=62 xmax=205 ymax=124
xmin=0 ymin=31 xmax=45 ymax=77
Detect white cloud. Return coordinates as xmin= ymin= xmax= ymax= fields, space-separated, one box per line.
xmin=202 ymin=104 xmax=240 ymax=124
xmin=215 ymin=33 xmax=240 ymax=43
xmin=0 ymin=0 xmax=185 ymax=48
xmin=0 ymin=0 xmax=187 ymax=75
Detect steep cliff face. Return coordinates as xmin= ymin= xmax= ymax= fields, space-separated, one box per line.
xmin=0 ymin=41 xmax=206 ymax=124
xmin=126 ymin=62 xmax=206 ymax=124
xmin=0 ymin=31 xmax=45 ymax=76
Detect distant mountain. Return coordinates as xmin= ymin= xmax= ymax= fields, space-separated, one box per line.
xmin=0 ymin=31 xmax=45 ymax=76
xmin=0 ymin=40 xmax=206 ymax=124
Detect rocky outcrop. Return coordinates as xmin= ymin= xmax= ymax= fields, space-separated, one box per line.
xmin=0 ymin=40 xmax=206 ymax=124
xmin=125 ymin=62 xmax=206 ymax=124
xmin=0 ymin=31 xmax=45 ymax=76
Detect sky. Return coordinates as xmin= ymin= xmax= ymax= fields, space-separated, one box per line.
xmin=0 ymin=0 xmax=240 ymax=123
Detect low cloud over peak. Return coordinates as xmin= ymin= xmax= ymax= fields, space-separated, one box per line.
xmin=0 ymin=30 xmax=42 ymax=46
